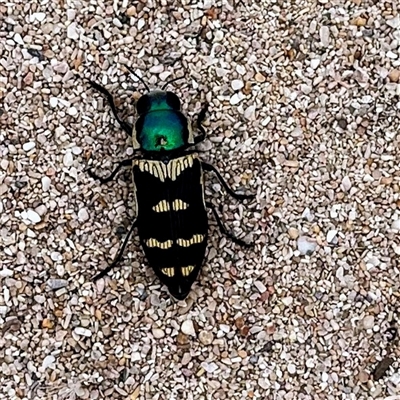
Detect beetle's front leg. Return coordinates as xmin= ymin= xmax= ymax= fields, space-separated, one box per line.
xmin=89 ymin=81 xmax=133 ymax=137
xmin=206 ymin=202 xmax=252 ymax=247
xmin=93 ymin=218 xmax=138 ymax=281
xmin=193 ymin=102 xmax=209 ymax=144
xmin=201 ymin=162 xmax=255 ymax=201
xmin=87 ymin=158 xmax=134 ymax=184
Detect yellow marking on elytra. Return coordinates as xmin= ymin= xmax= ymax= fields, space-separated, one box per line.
xmin=145 ymin=238 xmax=173 ymax=249
xmin=181 ymin=265 xmax=195 ymax=277
xmin=161 ymin=267 xmax=174 ymax=277
xmin=176 ymin=234 xmax=205 ymax=247
xmin=172 ymin=199 xmax=189 ymax=211
xmin=153 ymin=200 xmax=170 ymax=213
xmin=134 ymin=155 xmax=195 ymax=182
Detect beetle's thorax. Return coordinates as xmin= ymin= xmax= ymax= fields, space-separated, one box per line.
xmin=132 ymin=90 xmax=194 ymax=153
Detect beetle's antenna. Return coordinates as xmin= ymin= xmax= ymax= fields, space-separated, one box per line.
xmin=125 ymin=66 xmax=150 ymax=92
xmin=162 ymin=76 xmax=184 ymax=90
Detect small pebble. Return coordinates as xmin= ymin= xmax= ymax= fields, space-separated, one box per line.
xmin=320 ymin=26 xmax=330 ymax=47
xmin=181 ymin=320 xmax=196 ymax=336
xmin=363 ymin=315 xmax=374 ymax=330
xmin=41 ymin=176 xmax=51 ymax=191
xmin=63 ymin=151 xmax=73 ymax=167
xmin=67 ymin=22 xmax=79 ymax=40
xmin=23 ymin=142 xmax=35 ymax=152
xmin=231 ymin=79 xmax=244 ymax=91
xmin=47 ymin=279 xmax=68 ymax=290
xmin=341 ymin=176 xmax=352 ymax=192
xmin=26 ymin=209 xmax=41 ymax=224
xmin=199 ymin=331 xmax=214 ymax=345
xmin=297 ymin=236 xmax=317 ymax=255
xmin=68 ymin=107 xmax=78 ymax=116
xmin=74 ymin=327 xmax=92 ymax=337
xmin=152 ymin=328 xmax=165 ymax=339
xmin=326 ymin=230 xmax=338 ymax=243
xmin=78 ymin=208 xmax=89 ymax=222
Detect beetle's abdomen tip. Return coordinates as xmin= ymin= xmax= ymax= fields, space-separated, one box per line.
xmin=170 ymin=288 xmax=190 ymax=301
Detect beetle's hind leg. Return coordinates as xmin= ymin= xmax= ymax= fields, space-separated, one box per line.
xmin=202 ymin=162 xmax=255 ymax=201
xmin=87 ymin=158 xmax=133 ymax=184
xmin=93 ymin=218 xmax=138 ymax=281
xmin=206 ymin=202 xmax=252 ymax=247
xmin=193 ymin=102 xmax=209 ymax=144
xmin=89 ymin=81 xmax=133 ymax=136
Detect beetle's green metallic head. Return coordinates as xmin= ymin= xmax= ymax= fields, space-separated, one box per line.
xmin=132 ymin=90 xmax=194 ymax=153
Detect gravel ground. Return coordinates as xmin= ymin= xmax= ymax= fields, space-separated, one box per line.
xmin=1 ymin=0 xmax=400 ymax=399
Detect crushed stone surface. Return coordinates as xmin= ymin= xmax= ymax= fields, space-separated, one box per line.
xmin=1 ymin=0 xmax=400 ymax=399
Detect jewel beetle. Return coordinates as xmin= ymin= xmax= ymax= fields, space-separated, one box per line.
xmin=88 ymin=66 xmax=254 ymax=300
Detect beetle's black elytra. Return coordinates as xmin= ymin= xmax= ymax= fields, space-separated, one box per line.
xmin=87 ymin=67 xmax=255 ymax=299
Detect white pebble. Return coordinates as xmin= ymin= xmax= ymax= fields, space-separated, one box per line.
xmin=254 ymin=281 xmax=266 ymax=293
xmin=231 ymin=79 xmax=244 ymax=90
xmin=74 ymin=327 xmax=92 ymax=337
xmin=49 ymin=97 xmax=58 ymax=107
xmin=138 ymin=19 xmax=145 ymax=30
xmin=236 ymin=65 xmax=246 ymax=75
xmin=23 ymin=142 xmax=35 ymax=152
xmin=392 ymin=220 xmax=400 ymax=231
xmin=297 ymin=236 xmax=317 ymax=255
xmin=310 ymin=59 xmax=320 ymax=69
xmin=326 ymin=230 xmax=338 ymax=243
xmin=306 ymin=359 xmax=315 ymax=368
xmin=41 ymin=176 xmax=51 ymax=191
xmin=78 ymin=208 xmax=89 ymax=222
xmin=13 ymin=33 xmax=24 ymax=45
xmin=341 ymin=176 xmax=351 ymax=192
xmin=320 ymin=26 xmax=330 ymax=47
xmin=34 ymin=295 xmax=46 ymax=304
xmin=214 ymin=31 xmax=224 ymax=42
xmin=216 ymin=68 xmax=229 ymax=77
xmin=244 ymin=105 xmax=256 ymax=120
xmin=181 ymin=320 xmax=195 ymax=336
xmin=0 ymin=268 xmax=13 ymax=278
xmin=201 ymin=361 xmax=218 ymax=373
xmin=63 ymin=150 xmax=73 ymax=167
xmin=387 ymin=16 xmax=400 ymax=29
xmin=282 ymin=296 xmax=293 ymax=306
xmin=152 ymin=328 xmax=165 ymax=339
xmin=26 ymin=209 xmax=41 ymax=224
xmin=287 ymin=364 xmax=296 ymax=374
xmin=66 ymin=9 xmax=76 ymax=20
xmin=0 ymin=306 xmax=8 ymax=315
xmin=300 ymin=84 xmax=312 ymax=95
xmin=50 ymin=252 xmax=62 ymax=261
xmin=47 ymin=279 xmax=68 ymax=290
xmin=31 ymin=12 xmax=46 ymax=22
xmin=362 ymin=315 xmax=374 ymax=330
xmin=149 ymin=65 xmax=164 ymax=74
xmin=230 ymin=93 xmax=242 ymax=105
xmin=68 ymin=106 xmax=78 ymax=116
xmin=42 ymin=355 xmax=55 ymax=369
xmin=67 ymin=22 xmax=79 ymax=40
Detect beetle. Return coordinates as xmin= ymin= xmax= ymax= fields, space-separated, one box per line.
xmin=87 ymin=66 xmax=254 ymax=300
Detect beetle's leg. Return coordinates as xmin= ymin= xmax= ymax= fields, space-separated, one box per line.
xmin=201 ymin=162 xmax=255 ymax=200
xmin=93 ymin=218 xmax=138 ymax=281
xmin=89 ymin=81 xmax=133 ymax=136
xmin=87 ymin=158 xmax=133 ymax=184
xmin=193 ymin=102 xmax=209 ymax=144
xmin=206 ymin=202 xmax=252 ymax=247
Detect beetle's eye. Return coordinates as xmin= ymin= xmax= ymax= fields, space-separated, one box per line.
xmin=166 ymin=92 xmax=181 ymax=110
xmin=136 ymin=95 xmax=150 ymax=115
